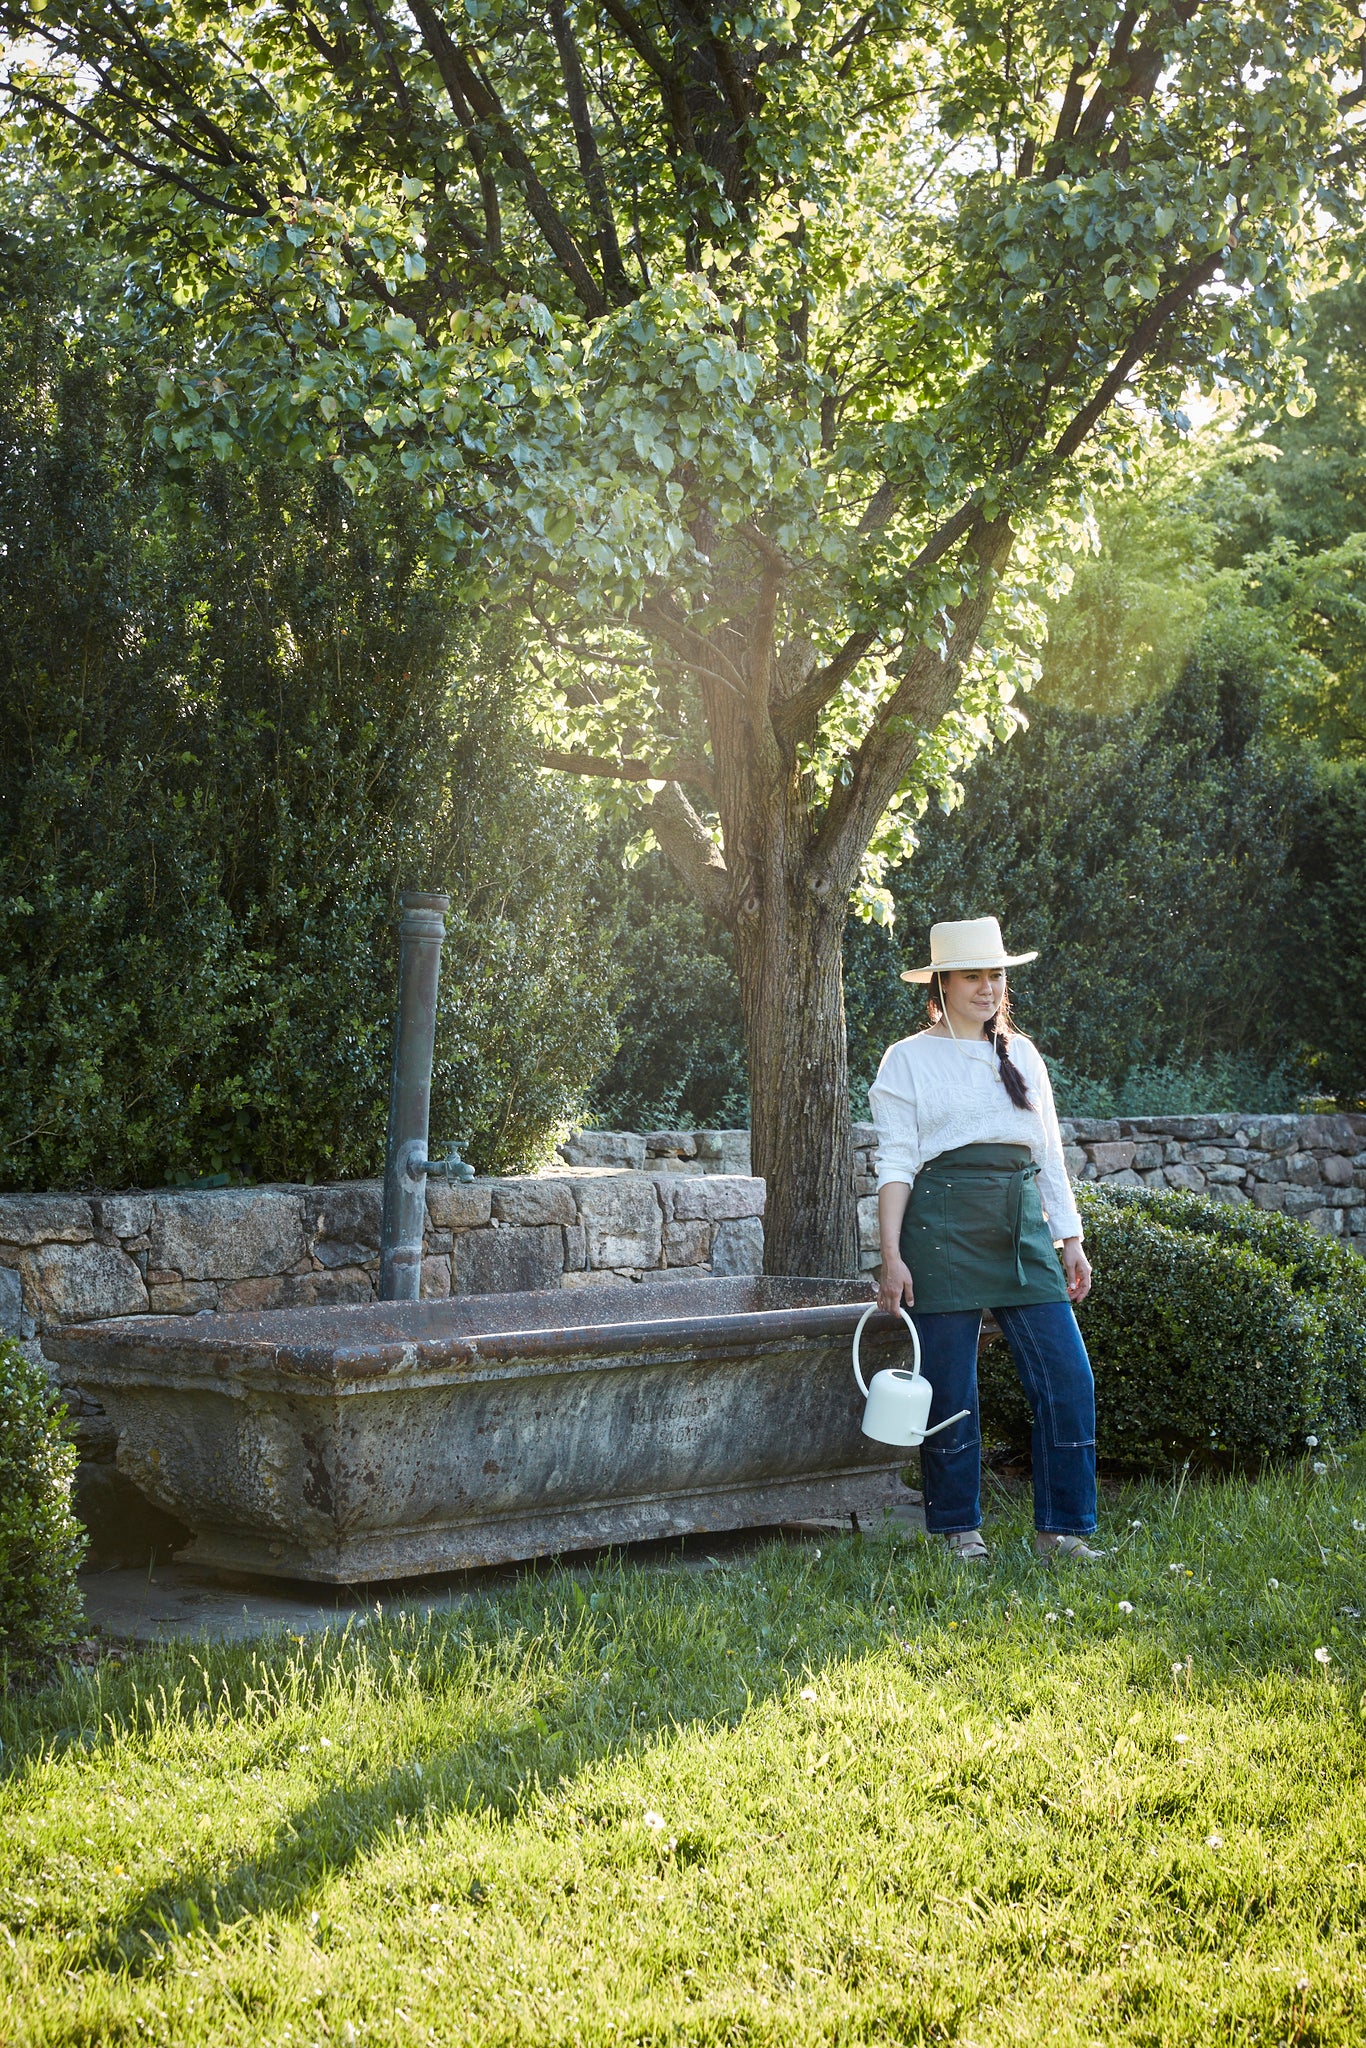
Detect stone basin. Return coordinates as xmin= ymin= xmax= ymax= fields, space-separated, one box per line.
xmin=47 ymin=1277 xmax=917 ymax=1582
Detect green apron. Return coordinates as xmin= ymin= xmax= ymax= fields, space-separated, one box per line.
xmin=898 ymin=1142 xmax=1069 ymax=1315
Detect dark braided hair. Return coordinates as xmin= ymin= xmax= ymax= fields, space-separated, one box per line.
xmin=928 ymin=971 xmax=1033 ymax=1111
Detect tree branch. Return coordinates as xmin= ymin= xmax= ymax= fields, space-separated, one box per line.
xmin=546 ymin=0 xmax=632 ymax=302
xmin=542 ymin=749 xmax=715 ymax=796
xmin=646 ymin=782 xmax=731 ymax=923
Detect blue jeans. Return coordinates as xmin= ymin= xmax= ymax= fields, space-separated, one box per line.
xmin=912 ymin=1301 xmax=1097 ymax=1535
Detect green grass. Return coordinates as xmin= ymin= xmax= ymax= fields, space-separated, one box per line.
xmin=4 ymin=1455 xmax=1366 ymax=2047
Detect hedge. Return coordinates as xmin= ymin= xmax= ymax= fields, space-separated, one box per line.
xmin=0 ymin=1341 xmax=85 ymax=1670
xmin=978 ymin=1186 xmax=1366 ymax=1467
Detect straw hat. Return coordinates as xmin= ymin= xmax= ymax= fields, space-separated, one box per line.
xmin=900 ymin=916 xmax=1038 ymax=984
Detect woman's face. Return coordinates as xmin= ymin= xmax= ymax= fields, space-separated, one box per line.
xmin=942 ymin=968 xmax=1005 ymax=1031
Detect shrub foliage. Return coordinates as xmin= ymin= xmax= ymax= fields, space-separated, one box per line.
xmin=0 ymin=1341 xmax=84 ymax=1667
xmin=978 ymin=1188 xmax=1366 ymax=1468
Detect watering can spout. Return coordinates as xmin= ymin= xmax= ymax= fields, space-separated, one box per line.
xmin=852 ymin=1304 xmax=970 ymax=1449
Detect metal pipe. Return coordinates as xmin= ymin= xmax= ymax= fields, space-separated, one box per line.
xmin=379 ymin=891 xmax=470 ymax=1301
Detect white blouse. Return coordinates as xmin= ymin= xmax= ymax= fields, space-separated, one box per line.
xmin=869 ymin=1030 xmax=1083 ymax=1242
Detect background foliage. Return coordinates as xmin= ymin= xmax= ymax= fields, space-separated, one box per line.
xmin=978 ymin=1188 xmax=1366 ymax=1466
xmin=0 ymin=1339 xmax=83 ymax=1670
xmin=0 ymin=224 xmax=617 ymax=1191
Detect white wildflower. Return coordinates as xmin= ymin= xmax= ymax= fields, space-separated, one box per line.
xmin=1117 ymin=1601 xmax=1134 ymax=1614
xmin=1064 ymin=1609 xmax=1074 ymax=1619
xmin=1175 ymin=1734 xmax=1189 ymax=1744
xmin=1314 ymin=1647 xmax=1332 ymax=1666
xmin=800 ymin=1687 xmax=817 ymax=1701
xmin=1045 ymin=1612 xmax=1058 ymax=1624
xmin=1312 ymin=1461 xmax=1328 ymax=1476
xmin=1267 ymin=1578 xmax=1279 ymax=1590
xmin=643 ymin=1810 xmax=667 ymax=1832
xmin=1206 ymin=1833 xmax=1223 ymax=1849
xmin=1306 ymin=1435 xmax=1319 ymax=1448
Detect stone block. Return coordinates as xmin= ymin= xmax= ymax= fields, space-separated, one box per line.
xmin=557 ymin=1131 xmax=648 ymax=1170
xmin=151 ymin=1189 xmax=305 ymax=1281
xmin=423 ymin=1180 xmax=493 ymax=1231
xmin=1163 ymin=1162 xmax=1206 ymax=1192
xmin=455 ymin=1224 xmax=565 ymax=1295
xmin=1188 ymin=1145 xmax=1230 ymax=1166
xmin=664 ymin=1219 xmax=710 ymax=1266
xmin=645 ymin=1131 xmax=697 ymax=1159
xmin=1088 ymin=1140 xmax=1136 ymax=1176
xmin=1207 ymin=1183 xmax=1251 ymax=1207
xmin=1283 ymin=1187 xmax=1327 ymax=1218
xmin=1140 ymin=1169 xmax=1167 ymax=1188
xmin=1284 ymin=1153 xmax=1322 ymax=1186
xmin=693 ymin=1130 xmax=752 ymax=1175
xmin=1204 ymin=1165 xmax=1246 ymax=1185
xmin=859 ymin=1248 xmax=881 ymax=1273
xmin=1321 ymin=1153 xmax=1355 ymax=1188
xmin=1252 ymin=1184 xmax=1286 ymax=1211
xmin=1057 ymin=1120 xmax=1077 ymax=1143
xmin=1132 ymin=1142 xmax=1164 ymax=1172
xmin=304 ymin=1182 xmax=383 ymax=1262
xmin=850 ymin=1123 xmax=879 ymax=1150
xmin=857 ymin=1195 xmax=880 ymax=1251
xmin=1069 ymin=1119 xmax=1122 ymax=1143
xmin=855 ymin=1173 xmax=878 ymax=1198
xmin=0 ymin=1261 xmax=21 ymax=1337
xmin=1103 ymin=1168 xmax=1144 ymax=1188
xmin=562 ymin=1220 xmax=587 ymax=1271
xmin=488 ymin=1178 xmax=577 ymax=1227
xmin=148 ymin=1279 xmax=219 ymax=1315
xmin=647 ymin=1157 xmax=705 ymax=1175
xmin=571 ymin=1176 xmax=664 ymax=1269
xmin=0 ymin=1194 xmax=94 ymax=1246
xmin=420 ymin=1255 xmax=451 ymax=1299
xmin=1304 ymin=1207 xmax=1342 ymax=1237
xmin=1062 ymin=1145 xmax=1086 ymax=1178
xmin=559 ymin=1268 xmax=633 ymax=1290
xmin=94 ymin=1195 xmax=155 ymax=1239
xmin=1328 ymin=1185 xmax=1366 ymax=1209
xmin=669 ymin=1175 xmax=766 ymax=1224
xmin=711 ymin=1217 xmax=764 ymax=1276
xmin=25 ymin=1242 xmax=148 ymax=1323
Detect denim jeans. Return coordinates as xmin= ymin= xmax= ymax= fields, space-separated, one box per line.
xmin=912 ymin=1300 xmax=1097 ymax=1535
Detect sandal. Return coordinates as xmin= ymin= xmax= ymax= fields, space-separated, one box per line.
xmin=938 ymin=1529 xmax=990 ymax=1563
xmin=1034 ymin=1532 xmax=1106 ymax=1563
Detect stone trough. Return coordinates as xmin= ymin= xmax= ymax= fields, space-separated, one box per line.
xmin=47 ymin=1277 xmax=914 ymax=1583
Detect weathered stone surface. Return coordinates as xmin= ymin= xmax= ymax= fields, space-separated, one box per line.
xmin=560 ymin=1268 xmax=633 ymax=1289
xmin=1163 ymin=1162 xmax=1206 ymax=1192
xmin=851 ymin=1122 xmax=879 ymax=1150
xmin=1283 ymin=1152 xmax=1323 ymax=1186
xmin=304 ymin=1182 xmax=382 ymax=1262
xmin=1204 ymin=1165 xmax=1247 ymax=1185
xmin=149 ymin=1280 xmax=219 ymax=1315
xmin=558 ymin=1130 xmax=649 ymax=1170
xmin=1062 ymin=1144 xmax=1086 ymax=1177
xmin=1088 ymin=1140 xmax=1137 ymax=1176
xmin=1251 ymin=1183 xmax=1286 ymax=1211
xmin=571 ymin=1176 xmax=664 ymax=1269
xmin=424 ymin=1180 xmax=493 ymax=1231
xmin=711 ymin=1217 xmax=765 ymax=1276
xmin=1283 ymin=1187 xmax=1327 ymax=1217
xmin=670 ymin=1175 xmax=766 ymax=1224
xmin=1321 ymin=1153 xmax=1356 ymax=1187
xmin=1206 ymin=1183 xmax=1251 ymax=1207
xmin=488 ymin=1178 xmax=577 ymax=1227
xmin=455 ymin=1224 xmax=566 ymax=1295
xmin=664 ymin=1219 xmax=710 ymax=1266
xmin=420 ymin=1255 xmax=451 ymax=1299
xmin=1132 ymin=1141 xmax=1164 ymax=1172
xmin=1070 ymin=1119 xmax=1122 ymax=1143
xmin=562 ymin=1220 xmax=587 ymax=1272
xmin=645 ymin=1130 xmax=697 ymax=1158
xmin=693 ymin=1129 xmax=752 ymax=1175
xmin=26 ymin=1242 xmax=147 ymax=1323
xmin=1330 ymin=1185 xmax=1366 ymax=1209
xmin=857 ymin=1195 xmax=880 ymax=1251
xmin=0 ymin=1261 xmax=21 ymax=1337
xmin=151 ymin=1190 xmax=305 ymax=1281
xmin=94 ymin=1195 xmax=155 ymax=1239
xmin=0 ymin=1195 xmax=93 ymax=1246
xmin=1304 ymin=1207 xmax=1342 ymax=1236
xmin=1104 ymin=1168 xmax=1145 ymax=1189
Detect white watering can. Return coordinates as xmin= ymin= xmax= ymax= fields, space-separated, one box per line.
xmin=852 ymin=1304 xmax=971 ymax=1448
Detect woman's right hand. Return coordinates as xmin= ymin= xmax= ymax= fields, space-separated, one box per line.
xmin=875 ymin=1256 xmax=915 ymax=1316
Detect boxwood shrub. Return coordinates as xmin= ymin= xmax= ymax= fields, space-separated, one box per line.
xmin=0 ymin=1340 xmax=85 ymax=1668
xmin=978 ymin=1186 xmax=1366 ymax=1467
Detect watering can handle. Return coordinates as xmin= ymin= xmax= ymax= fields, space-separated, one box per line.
xmin=852 ymin=1303 xmax=920 ymax=1399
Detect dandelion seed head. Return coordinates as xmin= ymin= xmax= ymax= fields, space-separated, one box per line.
xmin=1205 ymin=1833 xmax=1223 ymax=1849
xmin=643 ymin=1810 xmax=667 ymax=1831
xmin=1045 ymin=1612 xmax=1058 ymax=1624
xmin=1064 ymin=1609 xmax=1074 ymax=1618
xmin=1117 ymin=1600 xmax=1134 ymax=1614
xmin=1306 ymin=1435 xmax=1319 ymax=1448
xmin=1313 ymin=1461 xmax=1328 ymax=1475
xmin=800 ymin=1687 xmax=817 ymax=1701
xmin=1267 ymin=1578 xmax=1279 ymax=1590
xmin=1314 ymin=1646 xmax=1332 ymax=1665
xmin=1175 ymin=1734 xmax=1189 ymax=1744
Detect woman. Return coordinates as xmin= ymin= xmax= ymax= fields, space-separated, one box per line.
xmin=869 ymin=916 xmax=1103 ymax=1564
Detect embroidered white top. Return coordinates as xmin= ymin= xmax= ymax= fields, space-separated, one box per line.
xmin=869 ymin=1030 xmax=1083 ymax=1242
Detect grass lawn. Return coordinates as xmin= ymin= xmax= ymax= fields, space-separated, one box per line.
xmin=3 ymin=1454 xmax=1366 ymax=2047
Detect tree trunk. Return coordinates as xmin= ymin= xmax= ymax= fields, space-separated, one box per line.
xmin=734 ymin=888 xmax=859 ymax=1279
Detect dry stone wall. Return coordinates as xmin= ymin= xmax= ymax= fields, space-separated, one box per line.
xmin=1 ymin=1164 xmax=764 ymax=1566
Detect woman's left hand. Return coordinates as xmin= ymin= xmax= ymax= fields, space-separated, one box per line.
xmin=1061 ymin=1238 xmax=1091 ymax=1303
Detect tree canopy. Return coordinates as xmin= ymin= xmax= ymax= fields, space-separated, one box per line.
xmin=5 ymin=0 xmax=1365 ymax=1263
